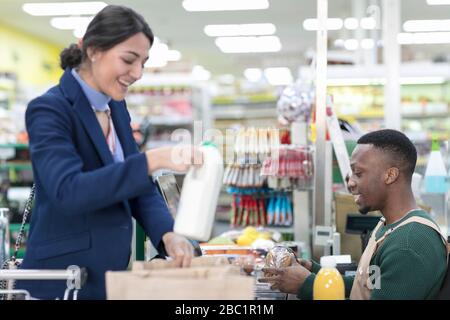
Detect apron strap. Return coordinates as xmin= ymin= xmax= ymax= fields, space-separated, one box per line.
xmin=375 ymin=216 xmax=448 ymax=263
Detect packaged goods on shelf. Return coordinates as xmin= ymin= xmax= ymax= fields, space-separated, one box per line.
xmin=261 ymin=145 xmax=314 ymax=190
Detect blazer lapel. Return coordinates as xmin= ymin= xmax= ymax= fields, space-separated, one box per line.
xmin=60 ymin=69 xmax=114 ymax=166
xmin=109 ymin=100 xmax=136 ymax=157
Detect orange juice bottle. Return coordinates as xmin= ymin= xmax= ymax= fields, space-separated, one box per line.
xmin=313 ymin=256 xmax=345 ymax=300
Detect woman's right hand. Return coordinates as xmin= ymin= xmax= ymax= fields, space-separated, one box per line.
xmin=145 ymin=145 xmax=203 ymax=174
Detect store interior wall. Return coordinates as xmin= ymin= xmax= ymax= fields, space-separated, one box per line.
xmin=0 ymin=23 xmax=62 ymax=87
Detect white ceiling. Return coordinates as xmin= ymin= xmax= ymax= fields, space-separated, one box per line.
xmin=1 ymin=0 xmax=450 ymax=78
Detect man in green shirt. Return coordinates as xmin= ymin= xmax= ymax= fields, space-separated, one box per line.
xmin=261 ymin=129 xmax=447 ymax=299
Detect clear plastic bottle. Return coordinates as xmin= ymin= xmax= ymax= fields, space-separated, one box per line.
xmin=313 ymin=256 xmax=345 ymax=300
xmin=424 ymin=139 xmax=447 ymax=194
xmin=174 ymin=142 xmax=224 ymax=241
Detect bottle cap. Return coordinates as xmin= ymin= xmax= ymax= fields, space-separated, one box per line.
xmin=320 ymin=256 xmax=337 ymax=268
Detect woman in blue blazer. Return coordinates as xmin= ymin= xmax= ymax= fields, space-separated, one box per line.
xmin=16 ymin=5 xmax=196 ymax=299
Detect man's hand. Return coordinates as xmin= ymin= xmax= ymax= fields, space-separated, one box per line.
xmin=259 ymin=264 xmax=311 ymax=294
xmin=162 ymin=232 xmax=194 ymax=268
xmin=297 ymin=258 xmax=313 ymax=271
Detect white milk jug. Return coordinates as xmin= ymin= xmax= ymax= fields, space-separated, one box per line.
xmin=174 ymin=142 xmax=224 ymax=241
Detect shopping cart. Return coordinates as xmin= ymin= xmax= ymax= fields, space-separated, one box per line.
xmin=0 ymin=266 xmax=88 ymax=300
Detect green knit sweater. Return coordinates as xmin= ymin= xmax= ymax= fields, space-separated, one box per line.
xmin=298 ymin=210 xmax=447 ymax=300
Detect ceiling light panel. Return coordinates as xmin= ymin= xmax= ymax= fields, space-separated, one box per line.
xmin=182 ymin=0 xmax=269 ymax=12
xmin=244 ymin=68 xmax=262 ymax=82
xmin=360 ymin=17 xmax=377 ymax=29
xmin=403 ymin=20 xmax=450 ymax=32
xmin=215 ymin=36 xmax=281 ymax=53
xmin=427 ymin=0 xmax=450 ymax=4
xmin=22 ymin=2 xmax=107 ymax=16
xmin=398 ymin=32 xmax=450 ymax=44
xmin=204 ymin=23 xmax=276 ymax=37
xmin=50 ymin=16 xmax=93 ymax=30
xmin=303 ymin=18 xmax=343 ymax=31
xmin=264 ymin=67 xmax=293 ymax=86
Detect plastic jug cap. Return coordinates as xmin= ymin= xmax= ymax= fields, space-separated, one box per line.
xmin=320 ymin=256 xmax=337 ymax=268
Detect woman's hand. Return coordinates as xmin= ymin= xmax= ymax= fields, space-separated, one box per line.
xmin=145 ymin=145 xmax=203 ymax=174
xmin=162 ymin=232 xmax=194 ymax=268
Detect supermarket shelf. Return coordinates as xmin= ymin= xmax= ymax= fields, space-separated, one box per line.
xmin=213 ymin=100 xmax=276 ymax=108
xmin=147 ymin=116 xmax=193 ymax=126
xmin=0 ymin=162 xmax=32 ymax=170
xmin=338 ymin=112 xmax=450 ymax=120
xmin=0 ymin=143 xmax=28 ymax=149
xmin=402 ymin=113 xmax=450 ymax=119
xmin=213 ymin=108 xmax=277 ymax=120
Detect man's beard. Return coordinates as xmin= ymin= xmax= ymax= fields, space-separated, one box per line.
xmin=359 ymin=206 xmax=371 ymax=215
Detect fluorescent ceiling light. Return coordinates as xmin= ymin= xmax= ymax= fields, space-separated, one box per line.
xmin=361 ymin=38 xmax=375 ymax=49
xmin=427 ymin=0 xmax=450 ymax=4
xmin=334 ymin=39 xmax=345 ymax=48
xmin=192 ymin=65 xmax=211 ymax=81
xmin=264 ymin=67 xmax=293 ymax=86
xmin=50 ymin=16 xmax=93 ymax=30
xmin=344 ymin=18 xmax=359 ymax=30
xmin=218 ymin=74 xmax=235 ymax=84
xmin=215 ymin=36 xmax=281 ymax=53
xmin=146 ymin=38 xmax=169 ymax=68
xmin=73 ymin=28 xmax=87 ymax=39
xmin=344 ymin=39 xmax=358 ymax=50
xmin=360 ymin=17 xmax=377 ymax=30
xmin=182 ymin=0 xmax=269 ymax=12
xmin=403 ymin=20 xmax=450 ymax=32
xmin=303 ymin=18 xmax=343 ymax=31
xmin=204 ymin=23 xmax=276 ymax=37
xmin=22 ymin=2 xmax=107 ymax=16
xmin=244 ymin=68 xmax=262 ymax=82
xmin=167 ymin=50 xmax=182 ymax=61
xmin=398 ymin=32 xmax=450 ymax=44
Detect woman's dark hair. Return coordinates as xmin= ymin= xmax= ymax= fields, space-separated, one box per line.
xmin=60 ymin=5 xmax=154 ymax=69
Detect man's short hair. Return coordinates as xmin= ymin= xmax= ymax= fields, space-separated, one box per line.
xmin=357 ymin=129 xmax=417 ymax=178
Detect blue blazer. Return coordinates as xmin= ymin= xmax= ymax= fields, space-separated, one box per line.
xmin=16 ymin=69 xmax=174 ymax=299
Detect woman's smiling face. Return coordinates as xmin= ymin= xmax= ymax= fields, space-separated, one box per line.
xmin=87 ymin=32 xmax=150 ymax=100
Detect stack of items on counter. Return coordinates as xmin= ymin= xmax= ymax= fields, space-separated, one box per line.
xmin=202 ymin=226 xmax=301 ymax=272
xmin=197 ymin=238 xmax=300 ymax=300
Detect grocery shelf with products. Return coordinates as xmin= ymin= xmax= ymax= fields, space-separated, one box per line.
xmin=126 ymin=74 xmax=212 ymax=151
xmin=326 ymin=63 xmax=450 ymax=174
xmin=207 ymin=79 xmax=317 ymax=255
xmin=0 ymin=72 xmax=17 ymax=110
